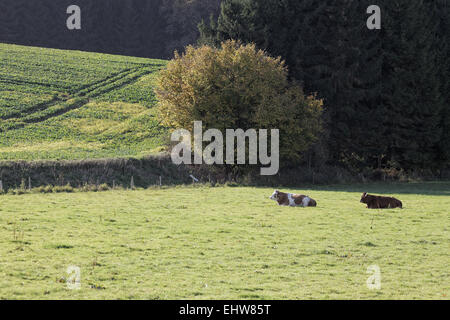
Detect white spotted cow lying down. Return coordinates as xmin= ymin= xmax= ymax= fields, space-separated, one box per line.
xmin=269 ymin=190 xmax=317 ymax=207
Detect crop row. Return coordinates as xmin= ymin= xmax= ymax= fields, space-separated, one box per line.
xmin=0 ymin=43 xmax=168 ymax=161
xmin=1 ymin=46 xmax=164 ymax=125
xmin=0 ymin=66 xmax=162 ymax=131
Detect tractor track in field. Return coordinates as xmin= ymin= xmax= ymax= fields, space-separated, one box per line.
xmin=0 ymin=78 xmax=71 ymax=90
xmin=0 ymin=67 xmax=139 ymax=120
xmin=0 ymin=96 xmax=61 ymax=120
xmin=0 ymin=65 xmax=159 ymax=132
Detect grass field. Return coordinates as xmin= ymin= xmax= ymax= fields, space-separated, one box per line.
xmin=0 ymin=182 xmax=448 ymax=299
xmin=0 ymin=43 xmax=168 ymax=160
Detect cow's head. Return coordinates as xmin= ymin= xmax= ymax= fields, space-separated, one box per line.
xmin=269 ymin=190 xmax=280 ymax=201
xmin=360 ymin=192 xmax=368 ymax=203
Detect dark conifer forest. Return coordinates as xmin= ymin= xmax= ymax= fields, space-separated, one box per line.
xmin=200 ymin=0 xmax=449 ymax=173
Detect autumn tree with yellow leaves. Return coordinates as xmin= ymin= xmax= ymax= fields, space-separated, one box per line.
xmin=156 ymin=40 xmax=323 ymax=166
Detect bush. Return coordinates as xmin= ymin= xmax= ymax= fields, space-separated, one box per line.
xmin=156 ymin=40 xmax=323 ymax=166
xmin=98 ymin=183 xmax=110 ymax=191
xmin=53 ymin=184 xmax=74 ymax=193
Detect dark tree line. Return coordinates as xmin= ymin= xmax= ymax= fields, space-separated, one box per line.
xmin=200 ymin=0 xmax=449 ymax=172
xmin=0 ymin=0 xmax=221 ymax=59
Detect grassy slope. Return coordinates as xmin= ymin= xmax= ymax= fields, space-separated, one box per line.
xmin=0 ymin=43 xmax=168 ymax=160
xmin=0 ymin=182 xmax=448 ymax=299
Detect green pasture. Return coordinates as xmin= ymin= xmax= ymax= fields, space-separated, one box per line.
xmin=0 ymin=182 xmax=448 ymax=299
xmin=0 ymin=43 xmax=167 ymax=160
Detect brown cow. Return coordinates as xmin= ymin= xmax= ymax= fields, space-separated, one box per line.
xmin=360 ymin=192 xmax=402 ymax=209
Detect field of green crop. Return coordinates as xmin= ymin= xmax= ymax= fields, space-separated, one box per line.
xmin=0 ymin=43 xmax=168 ymax=160
xmin=0 ymin=182 xmax=448 ymax=299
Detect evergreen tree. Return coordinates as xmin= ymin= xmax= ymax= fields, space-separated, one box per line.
xmin=428 ymin=0 xmax=450 ymax=168
xmin=199 ymin=0 xmax=383 ymax=168
xmin=381 ymin=0 xmax=444 ymax=170
xmin=200 ymin=0 xmax=447 ymax=172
